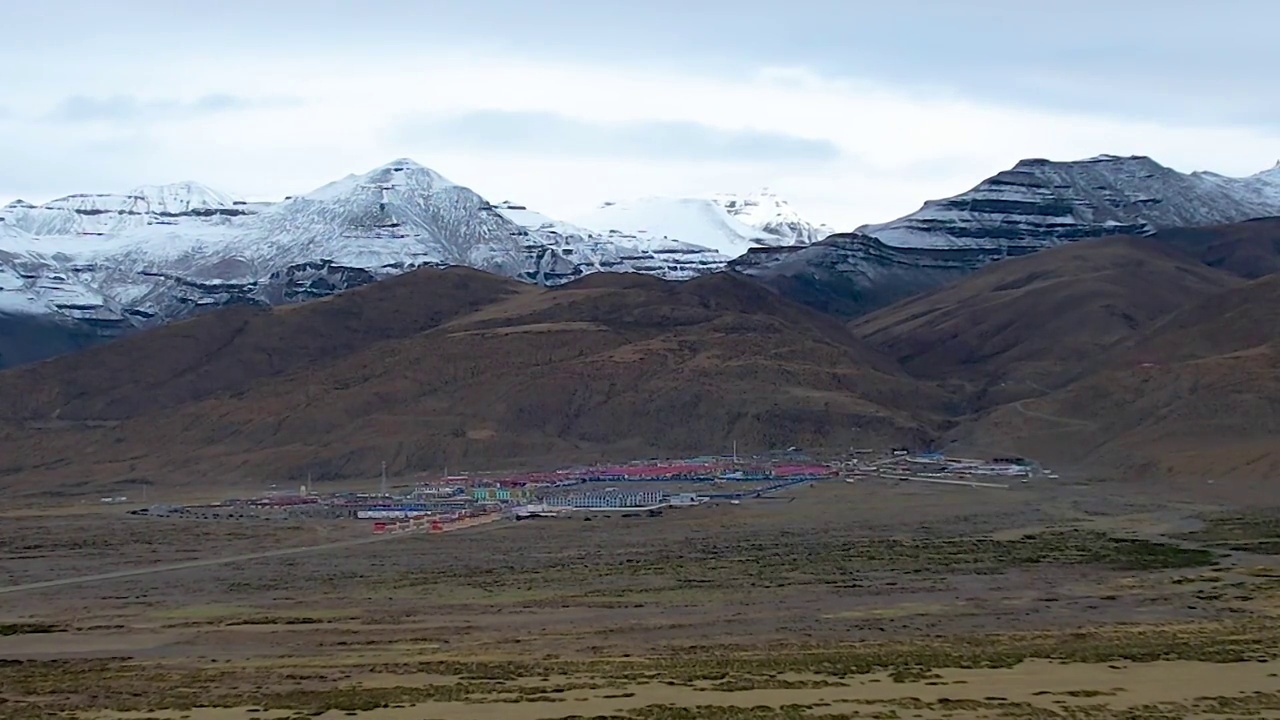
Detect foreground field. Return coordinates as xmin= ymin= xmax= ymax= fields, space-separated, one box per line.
xmin=6 ymin=478 xmax=1280 ymax=719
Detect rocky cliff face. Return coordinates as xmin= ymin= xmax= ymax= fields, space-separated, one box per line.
xmin=737 ymin=155 xmax=1280 ymax=317
xmin=857 ymin=155 xmax=1280 ymax=249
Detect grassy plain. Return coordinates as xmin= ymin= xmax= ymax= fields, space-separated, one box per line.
xmin=5 ymin=478 xmax=1280 ymax=719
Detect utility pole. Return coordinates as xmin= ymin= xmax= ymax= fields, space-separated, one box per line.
xmin=380 ymin=461 xmax=388 ymax=497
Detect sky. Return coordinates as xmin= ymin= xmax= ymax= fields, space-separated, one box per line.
xmin=2 ymin=0 xmax=1278 ymax=229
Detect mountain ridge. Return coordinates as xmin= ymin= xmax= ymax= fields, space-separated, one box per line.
xmin=737 ymin=154 xmax=1280 ymax=317
xmin=5 ymin=152 xmax=1280 ymax=369
xmin=0 ymin=160 xmax=828 ymax=363
xmin=0 ymin=268 xmax=942 ymax=494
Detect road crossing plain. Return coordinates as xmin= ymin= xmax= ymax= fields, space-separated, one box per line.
xmin=5 ymin=475 xmax=1280 ymax=719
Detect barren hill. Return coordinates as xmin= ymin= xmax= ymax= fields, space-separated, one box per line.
xmin=1155 ymin=216 xmax=1280 ymax=279
xmin=954 ymin=273 xmax=1280 ymax=487
xmin=0 ymin=268 xmax=944 ymax=496
xmin=0 ymin=266 xmax=523 ymax=421
xmin=851 ymin=235 xmax=1242 ymax=401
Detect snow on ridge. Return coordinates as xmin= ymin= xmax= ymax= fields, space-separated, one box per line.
xmin=709 ymin=188 xmax=834 ymax=245
xmin=494 ymin=201 xmax=592 ymax=237
xmin=125 ymin=181 xmax=242 ymax=214
xmin=572 ymin=196 xmax=773 ymax=257
xmin=299 ymin=158 xmax=458 ymax=202
xmin=0 ymin=218 xmax=43 ymax=254
xmin=712 ymin=188 xmax=802 ymax=223
xmin=42 ymin=181 xmax=241 ymax=215
xmin=859 ymin=154 xmax=1280 ymax=249
xmin=6 ymin=152 xmax=1280 ymax=338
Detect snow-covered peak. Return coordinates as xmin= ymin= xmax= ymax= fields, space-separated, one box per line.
xmin=712 ymin=188 xmax=802 ymax=223
xmin=573 ymin=197 xmax=775 ymax=257
xmin=4 ymin=200 xmax=35 ymax=210
xmin=710 ymin=188 xmax=833 ymax=246
xmin=860 ymin=155 xmax=1280 ymax=249
xmin=42 ymin=181 xmax=241 ymax=216
xmin=128 ymin=182 xmax=241 ymax=214
xmin=300 ymin=158 xmax=457 ymax=202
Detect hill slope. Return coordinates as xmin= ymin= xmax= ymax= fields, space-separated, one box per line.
xmin=851 ymin=236 xmax=1243 ymax=398
xmin=1154 ymin=217 xmax=1280 ymax=280
xmin=954 ymin=274 xmax=1280 ymax=486
xmin=0 ymin=269 xmax=943 ymax=495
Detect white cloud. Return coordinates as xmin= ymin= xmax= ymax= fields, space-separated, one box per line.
xmin=2 ymin=49 xmax=1277 ymax=229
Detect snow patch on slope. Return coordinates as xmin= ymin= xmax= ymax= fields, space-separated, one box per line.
xmin=711 ymin=189 xmax=834 ymax=246
xmin=573 ymin=197 xmax=774 ymax=257
xmin=495 ymin=201 xmax=726 ymax=281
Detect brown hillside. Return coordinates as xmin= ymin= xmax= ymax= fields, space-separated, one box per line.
xmin=1156 ymin=216 xmax=1280 ymax=279
xmin=850 ymin=235 xmax=1241 ymax=399
xmin=954 ymin=273 xmax=1280 ymax=486
xmin=0 ymin=269 xmax=946 ymax=496
xmin=0 ymin=266 xmax=523 ymax=421
xmin=1116 ymin=273 xmax=1280 ymax=364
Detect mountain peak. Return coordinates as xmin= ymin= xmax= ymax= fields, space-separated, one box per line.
xmin=124 ymin=181 xmax=241 ymax=213
xmin=360 ymin=158 xmax=455 ymax=187
xmin=857 ymin=153 xmax=1280 ymax=250
xmin=37 ymin=181 xmax=240 ymax=216
xmin=301 ymin=158 xmax=457 ymax=202
xmin=1013 ymin=154 xmax=1158 ymax=170
xmin=710 ymin=189 xmax=831 ymax=246
xmin=381 ymin=157 xmax=425 ymax=168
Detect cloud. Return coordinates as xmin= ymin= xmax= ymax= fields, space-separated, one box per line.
xmin=397 ymin=110 xmax=842 ymax=163
xmin=46 ymin=94 xmax=301 ymax=123
xmin=5 ymin=43 xmax=1280 ymax=228
xmin=0 ymin=131 xmax=154 ymax=200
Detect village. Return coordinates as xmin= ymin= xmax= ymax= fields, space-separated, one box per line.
xmin=126 ymin=448 xmax=1056 ymax=535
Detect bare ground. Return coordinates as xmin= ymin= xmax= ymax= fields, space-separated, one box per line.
xmin=6 ymin=476 xmax=1280 ymax=718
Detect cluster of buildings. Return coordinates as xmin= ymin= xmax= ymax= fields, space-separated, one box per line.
xmin=131 ymin=453 xmax=836 ymax=528
xmin=540 ymin=489 xmax=707 ymax=510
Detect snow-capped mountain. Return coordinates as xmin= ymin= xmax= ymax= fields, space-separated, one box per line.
xmin=573 ymin=197 xmax=775 ymax=257
xmin=5 ymin=153 xmax=1279 ymax=367
xmin=4 ymin=182 xmax=254 ymax=237
xmin=2 ymin=159 xmax=821 ymax=365
xmin=492 ymin=202 xmax=726 ymax=280
xmin=858 ymin=155 xmax=1280 ymax=249
xmin=734 ymin=155 xmax=1280 ymax=317
xmin=571 ymin=190 xmax=828 ymax=258
xmin=711 ymin=189 xmax=834 ymax=246
xmin=1 ymin=160 xmax=588 ymax=325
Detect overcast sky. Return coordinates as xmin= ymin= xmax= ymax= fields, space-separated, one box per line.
xmin=2 ymin=0 xmax=1278 ymax=228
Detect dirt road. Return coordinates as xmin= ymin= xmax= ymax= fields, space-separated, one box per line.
xmin=0 ymin=514 xmax=502 ymax=596
xmin=1013 ymin=399 xmax=1097 ymax=429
